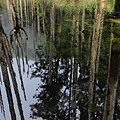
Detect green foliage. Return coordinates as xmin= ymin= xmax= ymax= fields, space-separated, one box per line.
xmin=110 ymin=19 xmax=120 ymax=24
xmin=34 ymin=0 xmax=115 ymax=13
xmin=0 ymin=0 xmax=5 ymax=7
xmin=112 ymin=38 xmax=120 ymax=53
xmin=105 ymin=0 xmax=115 ymax=13
xmin=44 ymin=41 xmax=57 ymax=56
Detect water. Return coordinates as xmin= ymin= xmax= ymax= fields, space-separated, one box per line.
xmin=1 ymin=10 xmax=41 ymax=120
xmin=1 ymin=1 xmax=120 ymax=120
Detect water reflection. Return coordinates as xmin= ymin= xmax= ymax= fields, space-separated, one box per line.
xmin=0 ymin=0 xmax=120 ymax=120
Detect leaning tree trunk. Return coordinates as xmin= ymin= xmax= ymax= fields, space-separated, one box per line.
xmin=0 ymin=36 xmax=16 ymax=120
xmin=88 ymin=0 xmax=105 ymax=119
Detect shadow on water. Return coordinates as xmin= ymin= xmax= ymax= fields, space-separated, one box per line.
xmin=0 ymin=0 xmax=120 ymax=120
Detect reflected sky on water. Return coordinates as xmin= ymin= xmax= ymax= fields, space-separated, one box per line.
xmin=0 ymin=11 xmax=42 ymax=120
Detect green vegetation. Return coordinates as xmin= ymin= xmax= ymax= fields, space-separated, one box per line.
xmin=0 ymin=0 xmax=5 ymax=7
xmin=34 ymin=0 xmax=115 ymax=12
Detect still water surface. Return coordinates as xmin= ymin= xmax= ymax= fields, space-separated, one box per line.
xmin=0 ymin=1 xmax=120 ymax=120
xmin=1 ymin=11 xmax=42 ymax=120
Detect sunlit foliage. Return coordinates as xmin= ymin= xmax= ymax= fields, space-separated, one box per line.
xmin=34 ymin=0 xmax=115 ymax=12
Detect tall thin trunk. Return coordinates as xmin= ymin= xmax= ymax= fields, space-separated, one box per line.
xmin=31 ymin=0 xmax=35 ymax=33
xmin=23 ymin=0 xmax=27 ymax=26
xmin=36 ymin=3 xmax=40 ymax=39
xmin=58 ymin=8 xmax=62 ymax=45
xmin=6 ymin=0 xmax=14 ymax=28
xmin=48 ymin=0 xmax=55 ymax=84
xmin=69 ymin=57 xmax=73 ymax=119
xmin=20 ymin=0 xmax=23 ymax=26
xmin=42 ymin=0 xmax=47 ymax=42
xmin=1 ymin=59 xmax=16 ymax=120
xmin=96 ymin=10 xmax=104 ymax=73
xmin=71 ymin=0 xmax=79 ymax=119
xmin=0 ymin=13 xmax=25 ymax=120
xmin=103 ymin=24 xmax=119 ymax=120
xmin=80 ymin=0 xmax=86 ymax=76
xmin=103 ymin=23 xmax=113 ymax=120
xmin=0 ymin=16 xmax=16 ymax=120
xmin=104 ymin=54 xmax=120 ymax=120
xmin=81 ymin=0 xmax=86 ymax=42
xmin=88 ymin=0 xmax=105 ymax=119
xmin=0 ymin=87 xmax=5 ymax=119
xmin=50 ymin=0 xmax=55 ymax=42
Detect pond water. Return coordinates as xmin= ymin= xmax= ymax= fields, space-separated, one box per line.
xmin=0 ymin=1 xmax=120 ymax=120
xmin=1 ymin=10 xmax=41 ymax=120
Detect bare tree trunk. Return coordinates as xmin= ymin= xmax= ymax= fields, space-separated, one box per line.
xmin=81 ymin=0 xmax=86 ymax=42
xmin=80 ymin=0 xmax=86 ymax=76
xmin=42 ymin=0 xmax=47 ymax=42
xmin=104 ymin=54 xmax=120 ymax=120
xmin=96 ymin=10 xmax=104 ymax=73
xmin=71 ymin=0 xmax=79 ymax=119
xmin=6 ymin=0 xmax=14 ymax=28
xmin=1 ymin=60 xmax=16 ymax=120
xmin=103 ymin=23 xmax=120 ymax=119
xmin=88 ymin=0 xmax=105 ymax=119
xmin=36 ymin=3 xmax=41 ymax=39
xmin=58 ymin=8 xmax=62 ymax=45
xmin=103 ymin=23 xmax=113 ymax=120
xmin=0 ymin=86 xmax=5 ymax=119
xmin=23 ymin=0 xmax=27 ymax=26
xmin=0 ymin=16 xmax=16 ymax=120
xmin=20 ymin=0 xmax=23 ymax=26
xmin=50 ymin=0 xmax=55 ymax=42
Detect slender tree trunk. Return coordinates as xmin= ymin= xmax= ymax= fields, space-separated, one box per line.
xmin=103 ymin=24 xmax=120 ymax=119
xmin=42 ymin=0 xmax=47 ymax=42
xmin=80 ymin=0 xmax=86 ymax=76
xmin=81 ymin=0 xmax=86 ymax=42
xmin=103 ymin=23 xmax=113 ymax=120
xmin=0 ymin=16 xmax=16 ymax=120
xmin=104 ymin=54 xmax=120 ymax=120
xmin=58 ymin=8 xmax=62 ymax=45
xmin=71 ymin=0 xmax=79 ymax=119
xmin=50 ymin=0 xmax=55 ymax=42
xmin=96 ymin=9 xmax=104 ymax=73
xmin=23 ymin=0 xmax=27 ymax=26
xmin=48 ymin=0 xmax=55 ymax=84
xmin=20 ymin=0 xmax=23 ymax=26
xmin=36 ymin=3 xmax=41 ymax=39
xmin=6 ymin=0 xmax=14 ymax=28
xmin=1 ymin=60 xmax=16 ymax=120
xmin=88 ymin=0 xmax=105 ymax=119
xmin=0 ymin=86 xmax=5 ymax=119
